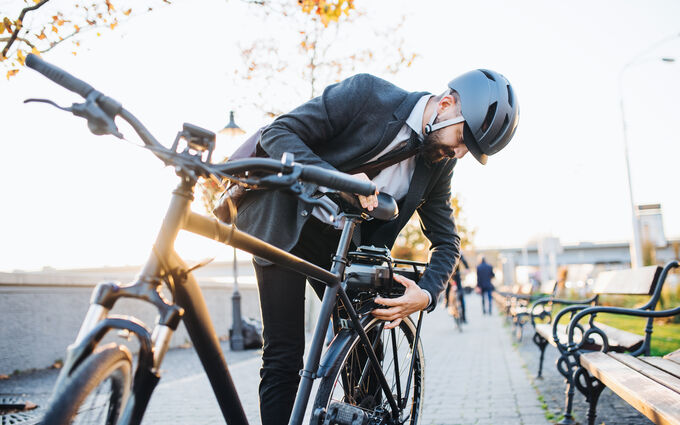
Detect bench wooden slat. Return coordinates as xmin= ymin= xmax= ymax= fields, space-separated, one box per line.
xmin=592 ymin=265 xmax=661 ymax=295
xmin=534 ymin=323 xmax=643 ymax=351
xmin=609 ymin=353 xmax=680 ymax=394
xmin=642 ymin=357 xmax=680 ymax=381
xmin=664 ymin=348 xmax=680 ymax=365
xmin=581 ymin=352 xmax=680 ymax=425
xmin=595 ymin=323 xmax=644 ymax=351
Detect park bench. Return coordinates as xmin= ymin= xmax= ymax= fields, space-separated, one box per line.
xmin=492 ymin=281 xmax=542 ymax=324
xmin=506 ymin=279 xmax=559 ymax=341
xmin=553 ymin=261 xmax=678 ymax=425
xmin=529 ymin=265 xmax=661 ymax=379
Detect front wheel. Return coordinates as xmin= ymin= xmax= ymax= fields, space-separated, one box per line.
xmin=42 ymin=343 xmax=133 ymax=425
xmin=313 ymin=316 xmax=425 ymax=424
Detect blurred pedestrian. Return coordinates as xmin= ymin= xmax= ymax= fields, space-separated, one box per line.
xmin=476 ymin=256 xmax=495 ymax=315
xmin=446 ymin=254 xmax=469 ymax=322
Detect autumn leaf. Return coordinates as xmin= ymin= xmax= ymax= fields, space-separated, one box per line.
xmin=31 ymin=47 xmax=40 ymax=56
xmin=51 ymin=25 xmax=58 ymax=33
xmin=0 ymin=21 xmax=4 ymax=34
xmin=6 ymin=69 xmax=19 ymax=80
xmin=16 ymin=49 xmax=25 ymax=65
xmin=105 ymin=0 xmax=114 ymax=12
xmin=3 ymin=17 xmax=12 ymax=32
xmin=37 ymin=30 xmax=46 ymax=39
xmin=110 ymin=22 xmax=117 ymax=30
xmin=74 ymin=24 xmax=80 ymax=32
xmin=123 ymin=8 xmax=132 ymax=16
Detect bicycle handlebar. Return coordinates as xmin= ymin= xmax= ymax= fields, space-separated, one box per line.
xmin=300 ymin=164 xmax=375 ymax=196
xmin=26 ymin=54 xmax=96 ymax=99
xmin=24 ymin=53 xmax=377 ymax=197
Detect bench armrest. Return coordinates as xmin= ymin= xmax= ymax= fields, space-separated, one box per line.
xmin=529 ymin=295 xmax=599 ymax=326
xmin=552 ymin=304 xmax=595 ymax=353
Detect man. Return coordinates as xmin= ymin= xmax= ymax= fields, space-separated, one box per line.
xmin=234 ymin=70 xmax=519 ymax=424
xmin=476 ymin=256 xmax=496 ymax=315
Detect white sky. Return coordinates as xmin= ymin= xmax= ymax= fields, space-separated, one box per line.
xmin=1 ymin=0 xmax=679 ymax=271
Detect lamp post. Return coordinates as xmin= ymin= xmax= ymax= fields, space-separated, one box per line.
xmin=618 ymin=33 xmax=678 ymax=268
xmin=218 ymin=110 xmax=246 ymax=351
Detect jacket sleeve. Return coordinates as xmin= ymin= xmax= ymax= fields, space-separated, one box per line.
xmin=259 ymin=74 xmax=375 ymax=170
xmin=415 ymin=160 xmax=460 ymax=311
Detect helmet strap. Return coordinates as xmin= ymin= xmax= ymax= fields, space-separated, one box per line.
xmin=424 ymin=112 xmax=465 ymax=135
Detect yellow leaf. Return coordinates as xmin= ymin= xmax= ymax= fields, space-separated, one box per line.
xmin=0 ymin=21 xmax=4 ymax=34
xmin=3 ymin=17 xmax=12 ymax=30
xmin=34 ymin=0 xmax=41 ymax=3
xmin=74 ymin=24 xmax=80 ymax=32
xmin=37 ymin=30 xmax=46 ymax=39
xmin=72 ymin=51 xmax=77 ymax=56
xmin=51 ymin=25 xmax=58 ymax=33
xmin=16 ymin=49 xmax=25 ymax=65
xmin=96 ymin=32 xmax=101 ymax=36
xmin=31 ymin=47 xmax=40 ymax=56
xmin=110 ymin=22 xmax=117 ymax=30
xmin=6 ymin=69 xmax=19 ymax=80
xmin=123 ymin=8 xmax=132 ymax=16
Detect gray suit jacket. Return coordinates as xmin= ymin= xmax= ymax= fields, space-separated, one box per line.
xmin=235 ymin=73 xmax=461 ymax=309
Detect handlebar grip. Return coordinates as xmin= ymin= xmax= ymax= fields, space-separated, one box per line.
xmin=25 ymin=54 xmax=96 ymax=98
xmin=300 ymin=165 xmax=376 ymax=196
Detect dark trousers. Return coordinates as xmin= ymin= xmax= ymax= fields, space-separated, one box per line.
xmin=481 ymin=289 xmax=493 ymax=314
xmin=253 ymin=217 xmax=342 ymax=425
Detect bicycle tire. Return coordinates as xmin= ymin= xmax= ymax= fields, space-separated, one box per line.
xmin=42 ymin=343 xmax=133 ymax=425
xmin=313 ymin=317 xmax=425 ymax=424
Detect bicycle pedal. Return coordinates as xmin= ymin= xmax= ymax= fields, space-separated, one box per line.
xmin=322 ymin=402 xmax=369 ymax=425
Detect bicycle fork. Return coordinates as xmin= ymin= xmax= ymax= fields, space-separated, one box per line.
xmin=53 ymin=277 xmax=184 ymax=425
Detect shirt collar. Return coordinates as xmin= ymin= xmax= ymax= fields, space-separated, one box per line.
xmin=405 ymin=94 xmax=433 ymax=140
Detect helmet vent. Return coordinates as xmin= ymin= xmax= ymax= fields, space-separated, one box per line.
xmin=481 ymin=102 xmax=497 ymax=133
xmin=481 ymin=70 xmax=496 ymax=81
xmin=507 ymin=85 xmax=514 ymax=107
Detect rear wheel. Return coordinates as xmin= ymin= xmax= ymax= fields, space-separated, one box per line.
xmin=42 ymin=343 xmax=133 ymax=425
xmin=313 ymin=317 xmax=425 ymax=424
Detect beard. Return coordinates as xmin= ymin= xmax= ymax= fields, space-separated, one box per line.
xmin=422 ymin=131 xmax=452 ymax=163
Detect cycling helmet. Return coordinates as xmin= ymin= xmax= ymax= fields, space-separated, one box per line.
xmin=425 ymin=69 xmax=519 ymax=165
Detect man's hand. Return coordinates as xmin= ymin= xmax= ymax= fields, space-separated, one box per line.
xmin=352 ymin=172 xmax=378 ymax=211
xmin=371 ymin=274 xmax=430 ymax=329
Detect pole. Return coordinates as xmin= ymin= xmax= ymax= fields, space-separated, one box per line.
xmin=230 ymin=246 xmax=245 ymax=351
xmin=617 ymin=32 xmax=679 ymax=268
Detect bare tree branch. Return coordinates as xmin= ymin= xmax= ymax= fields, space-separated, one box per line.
xmin=1 ymin=0 xmax=50 ymax=58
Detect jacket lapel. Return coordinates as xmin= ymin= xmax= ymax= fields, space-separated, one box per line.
xmin=344 ymin=91 xmax=430 ymax=171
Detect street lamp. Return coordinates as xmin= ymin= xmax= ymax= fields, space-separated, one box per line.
xmin=218 ymin=110 xmax=246 ymax=351
xmin=618 ymin=33 xmax=678 ymax=268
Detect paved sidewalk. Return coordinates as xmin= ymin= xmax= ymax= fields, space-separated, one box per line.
xmin=1 ymin=294 xmax=548 ymax=425
xmin=419 ymin=294 xmax=548 ymax=425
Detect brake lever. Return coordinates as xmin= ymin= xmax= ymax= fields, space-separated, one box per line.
xmin=24 ymin=98 xmax=72 ymax=112
xmin=289 ymin=185 xmax=337 ymax=222
xmin=24 ymin=95 xmax=123 ymax=139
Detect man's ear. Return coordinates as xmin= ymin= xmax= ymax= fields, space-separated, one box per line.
xmin=437 ymin=94 xmax=456 ymax=114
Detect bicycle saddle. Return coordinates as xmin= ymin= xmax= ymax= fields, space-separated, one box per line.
xmin=325 ymin=192 xmax=399 ymax=221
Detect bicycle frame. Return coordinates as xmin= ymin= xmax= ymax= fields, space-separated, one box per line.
xmin=63 ymin=175 xmax=421 ymax=425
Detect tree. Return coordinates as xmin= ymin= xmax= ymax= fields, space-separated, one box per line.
xmin=1 ymin=0 xmax=171 ymax=80
xmin=391 ymin=194 xmax=475 ymax=262
xmin=198 ymin=0 xmax=417 ymax=211
xmin=231 ymin=0 xmax=417 ymax=117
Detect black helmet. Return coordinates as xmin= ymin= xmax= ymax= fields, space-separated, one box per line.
xmin=449 ymin=69 xmax=519 ymax=165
